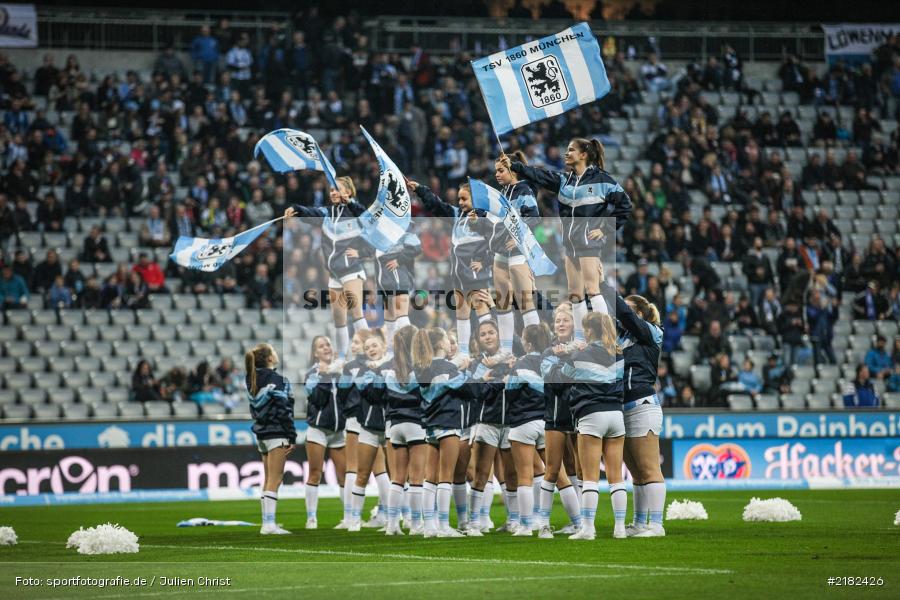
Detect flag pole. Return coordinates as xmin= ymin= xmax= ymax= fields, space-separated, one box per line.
xmin=471 ymin=59 xmax=505 ymax=157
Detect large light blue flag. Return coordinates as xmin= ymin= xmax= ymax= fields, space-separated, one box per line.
xmin=468 ymin=178 xmax=556 ymax=276
xmin=169 ymin=217 xmax=279 ymax=272
xmin=471 ymin=22 xmax=610 ymax=135
xmin=254 ymin=128 xmax=338 ymax=189
xmin=358 ymin=126 xmax=412 ymax=252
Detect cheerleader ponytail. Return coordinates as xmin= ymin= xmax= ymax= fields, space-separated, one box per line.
xmin=245 ymin=350 xmax=258 ymax=396
xmin=411 ymin=328 xmax=434 ymax=371
xmin=626 ymin=294 xmax=661 ymax=326
xmin=572 ymin=137 xmax=606 ymax=170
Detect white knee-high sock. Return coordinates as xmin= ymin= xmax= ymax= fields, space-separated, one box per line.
xmin=457 ymin=318 xmax=471 ymax=357
xmin=632 ymin=483 xmax=648 ymax=525
xmin=497 ymin=310 xmax=515 ymax=353
xmin=504 ymin=485 xmax=519 ymax=525
xmin=304 ymin=483 xmax=318 ymax=520
xmin=452 ymin=483 xmax=469 ymax=527
xmin=436 ymin=482 xmax=452 ymax=529
xmin=401 ymin=482 xmax=411 ymax=522
xmin=395 ymin=315 xmax=410 ymax=328
xmin=336 ymin=325 xmax=350 ymax=358
xmin=375 ymin=472 xmax=390 ymax=516
xmin=559 ymin=484 xmax=582 ymax=527
xmin=384 ymin=320 xmax=396 ymax=354
xmin=467 ymin=488 xmax=483 ymax=525
xmin=261 ymin=491 xmax=277 ymax=527
xmin=408 ymin=484 xmax=423 ymax=526
xmin=387 ymin=482 xmax=404 ymax=529
xmin=532 ymin=473 xmax=544 ymax=510
xmin=589 ymin=293 xmax=608 ymax=314
xmin=353 ymin=317 xmax=369 ymax=332
xmin=646 ymin=481 xmax=666 ymax=527
xmin=573 ymin=300 xmax=587 ymax=341
xmin=572 ymin=474 xmax=582 ymax=498
xmin=522 ymin=309 xmax=540 ymax=327
xmin=481 ymin=481 xmax=494 ymax=526
xmin=538 ymin=481 xmax=555 ymax=527
xmin=517 ymin=485 xmax=534 ymax=529
xmin=343 ymin=471 xmax=356 ymax=522
xmin=423 ymin=482 xmax=437 ymax=531
xmin=351 ymin=485 xmax=366 ymax=523
xmin=610 ymin=482 xmax=627 ymax=531
xmin=580 ymin=480 xmax=599 ymax=533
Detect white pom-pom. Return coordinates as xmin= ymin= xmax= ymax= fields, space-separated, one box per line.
xmin=742 ymin=497 xmax=802 ymax=522
xmin=66 ymin=523 xmax=139 ymax=555
xmin=666 ymin=499 xmax=708 ymax=520
xmin=0 ymin=526 xmax=17 ymax=545
xmin=894 ymin=510 xmax=900 ymax=526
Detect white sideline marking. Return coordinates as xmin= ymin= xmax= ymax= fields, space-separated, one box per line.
xmin=45 ymin=573 xmax=680 ymax=600
xmin=142 ymin=543 xmax=731 ymax=574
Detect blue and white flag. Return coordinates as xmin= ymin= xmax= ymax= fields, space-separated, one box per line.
xmin=468 ymin=178 xmax=556 ymax=276
xmin=254 ymin=128 xmax=338 ymax=188
xmin=471 ymin=22 xmax=610 ymax=135
xmin=358 ymin=126 xmax=412 ymax=252
xmin=169 ymin=217 xmax=280 ymax=272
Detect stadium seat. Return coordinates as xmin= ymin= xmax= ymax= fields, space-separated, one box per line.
xmin=18 ymin=389 xmax=47 ymax=405
xmin=160 ymin=310 xmax=187 ymax=325
xmin=201 ymin=403 xmax=226 ymax=418
xmin=0 ymin=389 xmax=17 ymax=405
xmin=110 ymin=310 xmax=136 ymax=327
xmin=172 ymin=294 xmax=198 ymax=310
xmin=806 ymin=394 xmax=831 ymax=410
xmin=118 ymin=402 xmax=144 ymax=418
xmin=72 ymin=325 xmax=100 ymax=342
xmin=86 ymin=341 xmax=114 ymax=358
xmin=62 ymin=403 xmax=90 ymax=420
xmin=3 ymin=405 xmax=32 ymax=419
xmin=4 ymin=372 xmax=32 ymax=389
xmin=223 ymin=294 xmax=246 ymax=310
xmin=0 ymin=358 xmax=15 ymax=373
xmin=754 ymin=394 xmax=779 ymax=410
xmin=77 ymin=387 xmax=105 ymax=405
xmin=105 ymin=388 xmax=131 ymax=404
xmin=59 ymin=341 xmax=86 ymax=357
xmin=152 ymin=326 xmax=178 ymax=342
xmin=173 ymin=402 xmax=199 ymax=418
xmin=228 ymin=405 xmax=251 ymax=419
xmin=726 ymin=394 xmax=753 ymax=411
xmin=690 ymin=365 xmax=711 ymax=393
xmin=46 ymin=388 xmax=76 ymax=405
xmin=728 ymin=336 xmax=751 ymax=356
xmin=17 ymin=356 xmax=46 ymax=373
xmin=33 ymin=404 xmax=61 ymax=419
xmin=144 ymin=401 xmax=172 ymax=417
xmin=188 ymin=310 xmax=214 ymax=325
xmin=90 ymin=403 xmax=118 ymax=419
xmin=883 ymin=393 xmax=900 ymax=409
xmin=84 ymin=310 xmax=110 ymax=326
xmin=113 ymin=341 xmax=140 ymax=358
xmin=34 ymin=373 xmax=62 ymax=390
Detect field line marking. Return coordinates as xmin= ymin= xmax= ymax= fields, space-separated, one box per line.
xmin=41 ymin=573 xmax=674 ymax=600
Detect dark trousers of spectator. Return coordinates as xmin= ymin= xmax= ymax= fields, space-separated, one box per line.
xmin=749 ymin=283 xmax=767 ymax=309
xmin=782 ymin=342 xmax=803 ymax=366
xmin=811 ymin=338 xmax=837 ymax=366
xmin=196 ymin=60 xmax=217 ymax=86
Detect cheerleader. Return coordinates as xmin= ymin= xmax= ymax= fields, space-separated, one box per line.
xmin=347 ymin=330 xmax=391 ymax=532
xmin=504 ymin=323 xmax=551 ymax=536
xmin=501 ymin=139 xmax=632 ymax=342
xmin=383 ymin=325 xmax=427 ymax=535
xmin=408 ymin=180 xmax=504 ymax=363
xmin=544 ymin=311 xmax=627 ymax=541
xmin=464 ymin=319 xmax=515 ymax=536
xmin=376 ymin=232 xmax=421 ymax=354
xmin=493 ymin=151 xmax=542 ymax=352
xmin=446 ymin=330 xmax=474 ymax=530
xmin=611 ymin=286 xmax=666 ymax=538
xmin=413 ymin=327 xmax=471 ymax=538
xmin=303 ymin=335 xmax=347 ymax=530
xmin=246 ymin=343 xmax=294 ymax=535
xmin=285 ymin=176 xmax=370 ymax=360
xmin=537 ymin=304 xmax=582 ymax=538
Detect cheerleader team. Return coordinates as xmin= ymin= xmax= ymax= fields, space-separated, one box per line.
xmin=253 ymin=137 xmax=668 ymax=540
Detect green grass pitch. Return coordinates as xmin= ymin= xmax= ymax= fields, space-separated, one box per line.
xmin=0 ymin=489 xmax=897 ymax=599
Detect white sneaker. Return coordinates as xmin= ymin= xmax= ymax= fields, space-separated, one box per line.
xmin=625 ymin=523 xmax=649 ymax=537
xmin=632 ymin=524 xmax=666 ymax=538
xmin=464 ymin=524 xmax=484 ymax=537
xmin=334 ymin=519 xmax=348 ymax=530
xmin=437 ymin=527 xmax=465 ymax=538
xmin=480 ymin=519 xmax=494 ymax=533
xmin=305 ymin=518 xmax=318 ymax=530
xmin=568 ymin=527 xmax=596 ymax=541
xmin=512 ymin=525 xmax=533 ymax=537
xmin=423 ymin=527 xmax=439 ymax=538
xmin=408 ymin=523 xmax=425 ymax=536
xmin=363 ymin=514 xmax=387 ymax=528
xmin=495 ymin=520 xmax=517 ymax=533
xmin=557 ymin=523 xmax=579 ymax=535
xmin=613 ymin=526 xmax=627 ymax=539
xmin=260 ymin=525 xmax=291 ymax=535
xmin=347 ymin=519 xmax=362 ymax=532
xmin=385 ymin=525 xmax=405 ymax=536
xmin=538 ymin=525 xmax=554 ymax=539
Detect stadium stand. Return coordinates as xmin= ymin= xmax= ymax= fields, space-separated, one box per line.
xmin=0 ymin=17 xmax=898 ymax=421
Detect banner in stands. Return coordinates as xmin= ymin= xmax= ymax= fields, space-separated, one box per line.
xmin=0 ymin=443 xmax=673 ymax=505
xmin=3 ymin=412 xmax=897 ymax=451
xmin=673 ymin=437 xmax=900 ymax=489
xmin=0 ymin=4 xmax=37 ymax=48
xmin=822 ymin=23 xmax=900 ymax=65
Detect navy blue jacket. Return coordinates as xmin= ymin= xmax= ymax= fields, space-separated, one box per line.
xmin=337 ymin=354 xmax=368 ymax=421
xmin=375 ymin=232 xmax=421 ymax=292
xmin=304 ymin=364 xmax=344 ymax=432
xmin=247 ymin=367 xmax=296 ymax=442
xmin=505 ymin=352 xmax=546 ymax=427
xmin=291 ymin=201 xmax=368 ymax=279
xmin=541 ymin=346 xmax=575 ymax=431
xmin=511 ymin=162 xmax=632 ymax=255
xmin=614 ymin=290 xmax=663 ymax=403
xmin=416 ymin=358 xmax=470 ymax=430
xmin=415 ymin=185 xmax=504 ymax=291
xmin=469 ymin=354 xmax=514 ymax=426
xmin=355 ymin=357 xmax=392 ymax=432
xmin=542 ymin=342 xmax=624 ymax=420
xmin=380 ymin=359 xmax=424 ymax=426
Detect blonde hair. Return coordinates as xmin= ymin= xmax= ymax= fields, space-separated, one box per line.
xmin=308 ymin=335 xmax=331 ymax=367
xmin=245 ymin=343 xmax=276 ymax=396
xmin=394 ymin=325 xmax=420 ymax=381
xmin=626 ymin=294 xmax=661 ymax=326
xmin=412 ymin=327 xmax=446 ymax=371
xmin=337 ymin=176 xmax=356 ymax=198
xmin=583 ymin=312 xmax=622 ymax=354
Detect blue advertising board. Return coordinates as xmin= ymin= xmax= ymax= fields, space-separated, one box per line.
xmin=2 ymin=412 xmax=897 ymax=451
